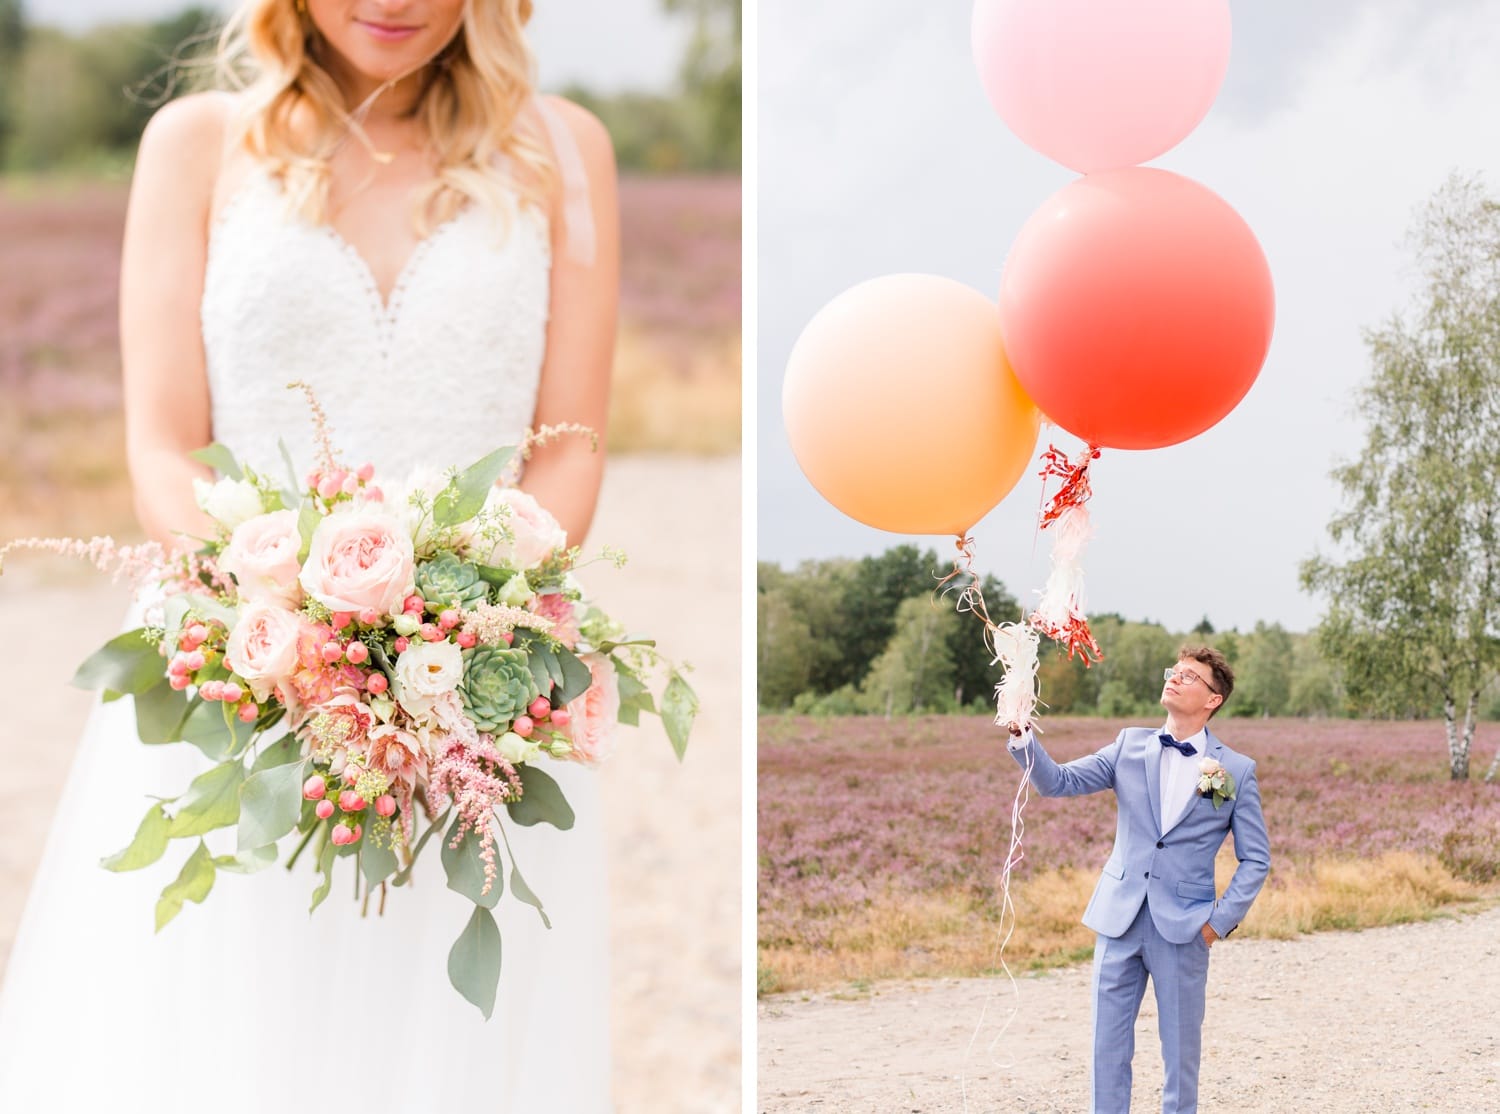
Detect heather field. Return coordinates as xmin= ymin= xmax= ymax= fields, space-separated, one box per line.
xmin=758 ymin=715 xmax=1500 ymax=993
xmin=0 ymin=173 xmax=741 ymax=540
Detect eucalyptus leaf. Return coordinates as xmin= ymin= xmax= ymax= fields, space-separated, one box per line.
xmin=100 ymin=803 xmax=171 ymax=872
xmin=432 ymin=446 xmax=515 ymax=528
xmin=175 ymin=696 xmax=236 ymax=760
xmin=392 ymin=808 xmax=450 ymax=887
xmin=213 ymin=844 xmax=278 ymax=875
xmin=505 ymin=765 xmax=574 ymax=830
xmin=297 ymin=498 xmax=321 ymax=563
xmin=360 ymin=839 xmax=399 ymax=889
xmin=167 ymin=759 xmax=246 ymax=838
xmin=447 ymin=905 xmax=502 ymax=1020
xmin=554 ymin=646 xmax=593 ymax=704
xmin=508 ymin=855 xmax=551 ymax=930
xmin=309 ymin=835 xmax=337 ymax=914
xmin=189 ymin=442 xmax=243 ymax=480
xmin=238 ymin=758 xmax=308 ymax=852
xmin=134 ymin=681 xmax=192 ymax=746
xmin=250 ymin=734 xmax=302 ymax=773
xmin=278 ymin=437 xmax=301 ymax=497
xmin=661 ymin=673 xmax=697 ymax=761
xmin=183 ymin=593 xmax=240 ymax=632
xmin=474 ymin=563 xmax=516 ymax=587
xmin=73 ymin=629 xmax=164 ymax=695
xmin=441 ymin=815 xmax=502 ymax=909
xmin=595 ymin=638 xmax=657 ymax=654
xmin=155 ymin=841 xmax=216 ymax=932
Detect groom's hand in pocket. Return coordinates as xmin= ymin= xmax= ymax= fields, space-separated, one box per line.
xmin=1201 ymin=923 xmax=1219 ymax=948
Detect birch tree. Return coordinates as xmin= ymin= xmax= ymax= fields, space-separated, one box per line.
xmin=1302 ymin=173 xmax=1500 ymax=780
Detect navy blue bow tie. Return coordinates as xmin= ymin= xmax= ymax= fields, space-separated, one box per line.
xmin=1159 ymin=733 xmax=1197 ymax=756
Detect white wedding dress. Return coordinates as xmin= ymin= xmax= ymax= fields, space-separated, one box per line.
xmin=0 ymin=159 xmax=610 ymax=1110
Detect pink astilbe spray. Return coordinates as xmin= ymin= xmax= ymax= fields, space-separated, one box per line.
xmin=286 ymin=380 xmax=342 ymax=475
xmin=501 ymin=422 xmax=598 ymax=483
xmin=427 ymin=733 xmax=524 ymax=896
xmin=0 ymin=535 xmax=167 ymax=586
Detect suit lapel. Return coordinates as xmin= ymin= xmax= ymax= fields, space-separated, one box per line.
xmin=1143 ymin=730 xmax=1163 ymax=835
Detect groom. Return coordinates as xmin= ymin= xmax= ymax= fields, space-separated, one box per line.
xmin=1006 ymin=645 xmax=1270 ymax=1114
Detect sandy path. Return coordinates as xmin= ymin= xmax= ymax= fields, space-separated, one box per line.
xmin=758 ymin=903 xmax=1500 ymax=1111
xmin=0 ymin=454 xmax=740 ymax=1113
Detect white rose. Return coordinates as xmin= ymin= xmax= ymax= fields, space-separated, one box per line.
xmin=193 ymin=477 xmax=264 ymax=530
xmin=393 ymin=639 xmax=464 ymax=718
xmin=484 ymin=488 xmax=567 ymax=570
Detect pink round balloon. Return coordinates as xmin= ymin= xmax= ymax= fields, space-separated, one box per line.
xmin=972 ymin=0 xmax=1232 ymax=173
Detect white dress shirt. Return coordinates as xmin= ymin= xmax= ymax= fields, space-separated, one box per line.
xmin=1157 ymin=725 xmax=1208 ymax=832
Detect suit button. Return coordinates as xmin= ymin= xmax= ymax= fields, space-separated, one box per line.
xmin=1144 ymin=872 xmax=1150 ymax=878
xmin=1156 ymin=841 xmax=1165 ymax=849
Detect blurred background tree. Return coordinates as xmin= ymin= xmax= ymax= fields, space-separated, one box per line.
xmin=0 ymin=2 xmax=741 ymax=174
xmin=1302 ymin=173 xmax=1500 ymax=779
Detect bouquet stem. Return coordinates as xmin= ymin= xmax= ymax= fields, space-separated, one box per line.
xmin=286 ymin=823 xmax=318 ymax=871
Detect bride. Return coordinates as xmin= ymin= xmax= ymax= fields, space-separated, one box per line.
xmin=0 ymin=0 xmax=620 ymax=1107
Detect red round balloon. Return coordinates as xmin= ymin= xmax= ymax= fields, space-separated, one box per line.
xmin=999 ymin=168 xmax=1274 ymax=450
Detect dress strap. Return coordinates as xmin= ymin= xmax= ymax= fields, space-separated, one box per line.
xmin=531 ymin=95 xmax=597 ymax=267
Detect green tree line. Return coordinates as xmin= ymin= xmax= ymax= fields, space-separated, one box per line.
xmin=758 ymin=544 xmax=1499 ymax=722
xmin=0 ymin=1 xmax=740 ymax=174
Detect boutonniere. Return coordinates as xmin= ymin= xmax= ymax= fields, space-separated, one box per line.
xmin=1197 ymin=758 xmax=1237 ymax=809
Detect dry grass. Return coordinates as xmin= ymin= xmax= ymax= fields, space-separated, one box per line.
xmin=758 ymin=852 xmax=1493 ymax=996
xmin=608 ymin=323 xmax=741 ymax=454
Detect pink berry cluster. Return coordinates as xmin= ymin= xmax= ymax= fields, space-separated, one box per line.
xmin=512 ymin=694 xmax=571 ymax=739
xmin=166 ymin=621 xmax=261 ymax=725
xmin=301 ymin=769 xmax=398 ymax=847
xmin=320 ymin=608 xmax=387 ymax=695
xmin=305 ymin=461 xmax=382 ymax=506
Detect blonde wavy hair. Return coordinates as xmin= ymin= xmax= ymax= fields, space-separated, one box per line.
xmin=215 ymin=0 xmax=557 ymax=232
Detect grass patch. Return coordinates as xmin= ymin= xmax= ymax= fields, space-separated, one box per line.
xmin=758 ymin=852 xmax=1494 ymax=996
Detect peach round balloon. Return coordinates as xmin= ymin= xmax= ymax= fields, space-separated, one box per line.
xmin=971 ymin=0 xmax=1232 ymax=173
xmin=998 ymin=168 xmax=1274 ymax=450
xmin=783 ymin=274 xmax=1041 ymax=536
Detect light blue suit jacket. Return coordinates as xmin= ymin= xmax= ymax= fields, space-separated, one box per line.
xmin=1013 ymin=725 xmax=1271 ymax=945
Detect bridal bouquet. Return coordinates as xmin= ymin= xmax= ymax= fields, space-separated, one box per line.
xmin=1 ymin=388 xmax=695 ymax=1018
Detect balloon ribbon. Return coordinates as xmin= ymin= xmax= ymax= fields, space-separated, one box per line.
xmin=1029 ymin=444 xmax=1103 ymax=664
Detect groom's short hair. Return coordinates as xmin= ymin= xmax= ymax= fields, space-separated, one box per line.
xmin=1178 ymin=644 xmax=1234 ymax=715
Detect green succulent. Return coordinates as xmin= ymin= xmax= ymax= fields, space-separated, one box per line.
xmin=460 ymin=645 xmax=542 ymax=733
xmin=415 ymin=553 xmax=489 ymax=612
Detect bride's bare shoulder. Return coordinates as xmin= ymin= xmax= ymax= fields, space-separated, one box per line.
xmin=535 ymin=94 xmax=615 ymax=172
xmin=133 ymin=91 xmax=250 ymax=221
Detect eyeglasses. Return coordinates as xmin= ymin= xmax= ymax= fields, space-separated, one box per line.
xmin=1163 ymin=666 xmax=1219 ymax=694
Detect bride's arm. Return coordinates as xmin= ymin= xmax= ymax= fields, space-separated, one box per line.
xmin=522 ymin=97 xmax=621 ymax=548
xmin=118 ymin=94 xmax=226 ymax=549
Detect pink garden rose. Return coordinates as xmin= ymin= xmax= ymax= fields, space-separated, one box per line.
xmin=484 ymin=488 xmax=567 ymax=571
xmin=562 ymin=653 xmax=620 ymax=766
xmin=298 ymin=507 xmax=414 ymax=616
xmin=530 ymin=591 xmax=580 ymax=650
xmin=224 ymin=601 xmax=304 ymax=702
xmin=220 ymin=509 xmax=303 ymax=606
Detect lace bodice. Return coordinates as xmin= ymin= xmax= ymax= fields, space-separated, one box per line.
xmin=201 ymin=167 xmax=551 ymax=480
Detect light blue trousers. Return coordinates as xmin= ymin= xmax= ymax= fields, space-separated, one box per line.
xmin=1090 ymin=900 xmax=1211 ymax=1114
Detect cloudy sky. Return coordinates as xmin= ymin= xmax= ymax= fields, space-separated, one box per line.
xmin=758 ymin=0 xmax=1500 ymax=634
xmin=27 ymin=0 xmax=688 ymax=92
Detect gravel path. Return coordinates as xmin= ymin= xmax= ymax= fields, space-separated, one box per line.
xmin=759 ymin=904 xmax=1500 ymax=1111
